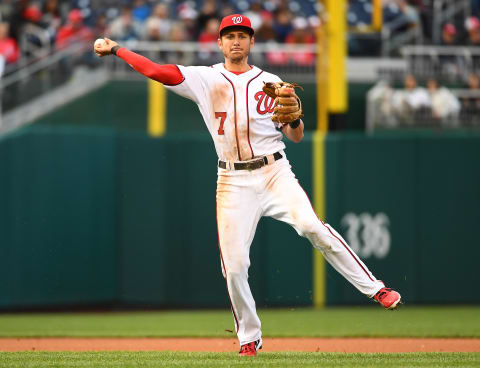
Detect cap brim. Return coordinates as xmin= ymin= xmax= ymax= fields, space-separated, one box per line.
xmin=219 ymin=25 xmax=254 ymax=37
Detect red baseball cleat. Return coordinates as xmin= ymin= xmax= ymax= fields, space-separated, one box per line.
xmin=239 ymin=339 xmax=262 ymax=356
xmin=374 ymin=287 xmax=402 ymax=309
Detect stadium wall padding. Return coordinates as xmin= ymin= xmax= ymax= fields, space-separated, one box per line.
xmin=0 ymin=126 xmax=117 ymax=308
xmin=0 ymin=126 xmax=313 ymax=309
xmin=324 ymin=131 xmax=480 ymax=305
xmin=0 ymin=127 xmax=479 ymax=309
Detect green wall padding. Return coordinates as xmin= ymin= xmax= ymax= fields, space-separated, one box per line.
xmin=1 ymin=126 xmax=479 ymax=309
xmin=325 ymin=131 xmax=480 ymax=305
xmin=0 ymin=126 xmax=314 ymax=309
xmin=0 ymin=126 xmax=117 ymax=308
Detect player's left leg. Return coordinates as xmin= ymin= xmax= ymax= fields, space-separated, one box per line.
xmin=259 ymin=159 xmax=390 ymax=299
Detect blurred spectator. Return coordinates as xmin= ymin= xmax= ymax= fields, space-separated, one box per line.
xmin=219 ymin=4 xmax=235 ymax=19
xmin=7 ymin=1 xmax=31 ymax=43
xmin=170 ymin=23 xmax=188 ymax=43
xmin=465 ymin=16 xmax=480 ymax=46
xmin=94 ymin=12 xmax=108 ymax=37
xmin=107 ymin=6 xmax=142 ymax=41
xmin=23 ymin=4 xmax=43 ymax=25
xmin=437 ymin=23 xmax=464 ymax=78
xmin=463 ymin=73 xmax=480 ymax=113
xmin=0 ymin=1 xmax=15 ymax=21
xmin=399 ymin=0 xmax=421 ymax=27
xmin=273 ymin=9 xmax=293 ymax=42
xmin=426 ymin=78 xmax=460 ymax=125
xmin=166 ymin=22 xmax=193 ymax=65
xmin=177 ymin=3 xmax=198 ymax=40
xmin=56 ymin=9 xmax=94 ymax=49
xmin=196 ymin=0 xmax=219 ymax=40
xmin=20 ymin=3 xmax=53 ymax=53
xmin=369 ymin=80 xmax=396 ymax=126
xmin=198 ymin=17 xmax=218 ymax=43
xmin=132 ymin=0 xmax=150 ymax=22
xmin=468 ymin=72 xmax=480 ymax=90
xmin=392 ymin=74 xmax=430 ymax=123
xmin=383 ymin=0 xmax=420 ymax=32
xmin=258 ymin=10 xmax=286 ymax=65
xmin=244 ymin=2 xmax=263 ymax=30
xmin=308 ymin=15 xmax=322 ymax=33
xmin=0 ymin=21 xmax=19 ymax=76
xmin=285 ymin=17 xmax=315 ymax=65
xmin=254 ymin=12 xmax=276 ymax=42
xmin=41 ymin=0 xmax=62 ymax=46
xmin=144 ymin=3 xmax=173 ymax=41
xmin=441 ymin=23 xmax=457 ymax=45
xmin=197 ymin=17 xmax=219 ymax=62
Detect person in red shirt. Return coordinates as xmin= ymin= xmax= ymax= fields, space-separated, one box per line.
xmin=197 ymin=18 xmax=220 ymax=61
xmin=285 ymin=17 xmax=315 ymax=65
xmin=198 ymin=18 xmax=220 ymax=43
xmin=55 ymin=9 xmax=93 ymax=50
xmin=0 ymin=22 xmax=19 ymax=75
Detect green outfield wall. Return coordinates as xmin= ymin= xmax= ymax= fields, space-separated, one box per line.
xmin=0 ymin=127 xmax=117 ymax=308
xmin=0 ymin=126 xmax=479 ymax=309
xmin=0 ymin=126 xmax=313 ymax=309
xmin=324 ymin=131 xmax=480 ymax=305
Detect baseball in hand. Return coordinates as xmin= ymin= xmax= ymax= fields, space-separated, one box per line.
xmin=94 ymin=38 xmax=106 ymax=48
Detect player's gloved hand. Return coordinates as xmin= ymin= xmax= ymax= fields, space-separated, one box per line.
xmin=94 ymin=38 xmax=119 ymax=57
xmin=263 ymin=82 xmax=304 ymax=125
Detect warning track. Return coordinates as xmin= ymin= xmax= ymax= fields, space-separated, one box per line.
xmin=0 ymin=338 xmax=479 ymax=353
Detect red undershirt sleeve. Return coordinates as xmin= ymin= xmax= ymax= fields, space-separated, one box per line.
xmin=116 ymin=47 xmax=184 ymax=86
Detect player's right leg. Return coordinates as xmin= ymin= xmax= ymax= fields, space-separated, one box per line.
xmin=216 ymin=169 xmax=263 ymax=348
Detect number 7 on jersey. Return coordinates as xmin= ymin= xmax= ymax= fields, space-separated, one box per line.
xmin=216 ymin=112 xmax=227 ymax=135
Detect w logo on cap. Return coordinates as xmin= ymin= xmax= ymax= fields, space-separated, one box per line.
xmin=219 ymin=14 xmax=254 ymax=35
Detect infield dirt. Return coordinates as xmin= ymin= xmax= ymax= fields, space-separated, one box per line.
xmin=0 ymin=338 xmax=479 ymax=353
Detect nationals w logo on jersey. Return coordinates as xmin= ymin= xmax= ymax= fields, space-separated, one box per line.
xmin=254 ymin=91 xmax=276 ymax=114
xmin=232 ymin=16 xmax=243 ymax=24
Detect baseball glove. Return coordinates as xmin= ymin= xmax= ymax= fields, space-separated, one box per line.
xmin=263 ymin=82 xmax=304 ymax=124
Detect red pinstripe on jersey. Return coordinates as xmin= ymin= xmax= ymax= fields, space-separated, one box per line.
xmin=245 ymin=70 xmax=264 ymax=159
xmin=220 ymin=73 xmax=242 ymax=161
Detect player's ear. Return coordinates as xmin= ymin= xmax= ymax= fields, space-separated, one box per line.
xmin=250 ymin=35 xmax=255 ymax=47
xmin=217 ymin=37 xmax=222 ymax=48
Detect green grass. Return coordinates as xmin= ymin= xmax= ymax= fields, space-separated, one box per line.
xmin=0 ymin=352 xmax=478 ymax=368
xmin=0 ymin=306 xmax=479 ymax=338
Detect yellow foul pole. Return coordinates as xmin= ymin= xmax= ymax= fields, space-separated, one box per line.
xmin=314 ymin=0 xmax=347 ymax=309
xmin=148 ymin=80 xmax=167 ymax=137
xmin=372 ymin=0 xmax=383 ymax=31
xmin=326 ymin=0 xmax=347 ymax=114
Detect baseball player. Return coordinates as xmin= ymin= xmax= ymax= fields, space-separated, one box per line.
xmin=94 ymin=14 xmax=401 ymax=356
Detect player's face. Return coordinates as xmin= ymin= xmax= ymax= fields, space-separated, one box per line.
xmin=218 ymin=30 xmax=254 ymax=63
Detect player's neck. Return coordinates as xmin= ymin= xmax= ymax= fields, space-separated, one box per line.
xmin=224 ymin=59 xmax=251 ymax=73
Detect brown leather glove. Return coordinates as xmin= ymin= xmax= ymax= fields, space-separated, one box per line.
xmin=263 ymin=82 xmax=304 ymax=124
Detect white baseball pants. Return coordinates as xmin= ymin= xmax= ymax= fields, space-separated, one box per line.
xmin=216 ymin=155 xmax=385 ymax=345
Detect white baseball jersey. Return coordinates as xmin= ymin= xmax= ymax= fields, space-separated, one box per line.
xmin=165 ymin=63 xmax=285 ymax=162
